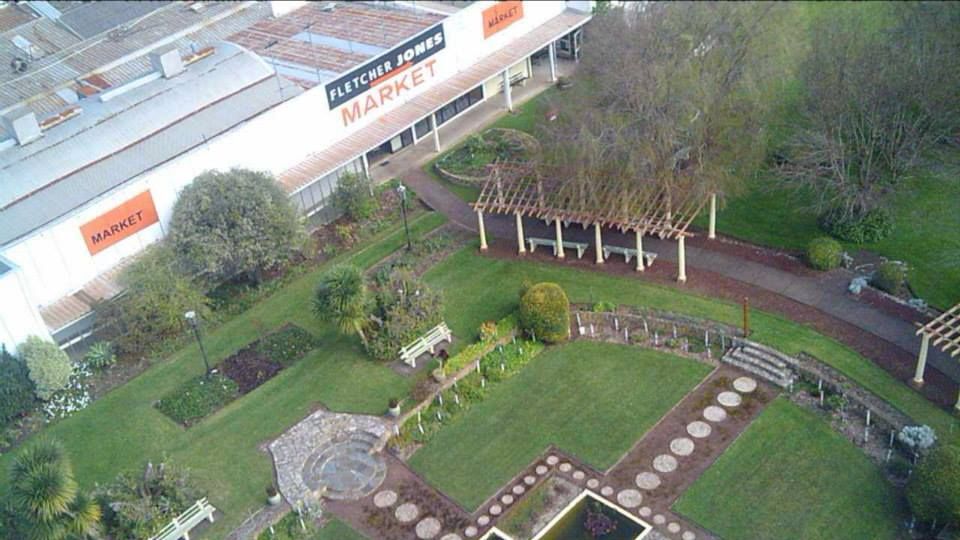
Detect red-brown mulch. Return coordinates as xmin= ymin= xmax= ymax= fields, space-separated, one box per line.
xmin=857 ymin=287 xmax=930 ymax=326
xmin=220 ymin=347 xmax=282 ymax=394
xmin=483 ymin=243 xmax=960 ymax=410
xmin=686 ymin=228 xmax=815 ymax=276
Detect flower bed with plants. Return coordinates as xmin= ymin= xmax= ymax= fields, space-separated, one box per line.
xmin=434 ymin=128 xmax=540 ymax=186
xmin=156 ymin=325 xmax=319 ymax=426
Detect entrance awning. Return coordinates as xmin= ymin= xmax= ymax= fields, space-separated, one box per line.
xmin=278 ymin=8 xmax=591 ymax=194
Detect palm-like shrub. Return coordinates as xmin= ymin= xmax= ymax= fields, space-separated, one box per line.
xmin=519 ymin=283 xmax=570 ymax=344
xmin=314 ymin=265 xmax=371 ymax=346
xmin=8 ymin=439 xmax=100 ymax=540
xmin=82 ymin=342 xmax=115 ymax=371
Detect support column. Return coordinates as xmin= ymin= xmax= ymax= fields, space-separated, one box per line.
xmin=594 ymin=223 xmax=604 ymax=264
xmin=361 ymin=152 xmax=370 ymax=178
xmin=516 ymin=213 xmax=526 ymax=255
xmin=548 ymin=42 xmax=557 ymax=82
xmin=431 ymin=113 xmax=440 ymax=152
xmin=477 ymin=210 xmax=488 ymax=251
xmin=502 ymin=69 xmax=513 ymax=112
xmin=554 ymin=218 xmax=565 ymax=258
xmin=708 ymin=193 xmax=717 ymax=240
xmin=677 ymin=236 xmax=687 ymax=283
xmin=635 ymin=230 xmax=644 ymax=272
xmin=913 ymin=333 xmax=930 ymax=385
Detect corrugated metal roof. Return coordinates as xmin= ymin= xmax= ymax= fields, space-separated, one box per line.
xmin=0 ymin=45 xmax=301 ymax=247
xmin=58 ymin=1 xmax=169 ymax=40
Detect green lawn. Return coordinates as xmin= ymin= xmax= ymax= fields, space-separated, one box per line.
xmin=317 ymin=519 xmax=366 ymax=540
xmin=674 ymin=398 xmax=904 ymax=539
xmin=0 ymin=212 xmax=447 ymax=538
xmin=425 ymin=247 xmax=958 ymax=439
xmin=409 ymin=341 xmax=712 ymax=510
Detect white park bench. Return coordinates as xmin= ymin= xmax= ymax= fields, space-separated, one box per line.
xmin=527 ymin=237 xmax=589 ymax=259
xmin=399 ymin=322 xmax=453 ymax=367
xmin=602 ymin=245 xmax=658 ymax=267
xmin=149 ymin=498 xmax=216 ymax=540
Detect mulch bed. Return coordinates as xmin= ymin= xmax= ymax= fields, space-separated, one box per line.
xmin=686 ymin=228 xmax=814 ymax=276
xmin=857 ymin=287 xmax=930 ymax=326
xmin=220 ymin=347 xmax=283 ymax=394
xmin=483 ymin=242 xmax=959 ymax=410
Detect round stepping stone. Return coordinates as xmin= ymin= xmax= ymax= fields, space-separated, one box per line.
xmin=501 ymin=494 xmax=514 ymax=505
xmin=524 ymin=475 xmax=537 ymax=485
xmin=477 ymin=516 xmax=490 ymax=526
xmin=653 ymin=454 xmax=678 ymax=473
xmin=416 ymin=517 xmax=442 ymax=539
xmin=733 ymin=376 xmax=757 ymax=393
xmin=546 ymin=455 xmax=559 ymax=466
xmin=396 ymin=503 xmax=419 ymax=523
xmin=573 ymin=470 xmax=585 ymax=481
xmin=601 ymin=486 xmax=614 ymax=497
xmin=717 ymin=391 xmax=742 ymax=407
xmin=682 ymin=532 xmax=696 ymax=540
xmin=512 ymin=485 xmax=525 ymax=495
xmin=465 ymin=526 xmax=478 ymax=538
xmin=559 ymin=462 xmax=572 ymax=473
xmin=670 ymin=437 xmax=695 ymax=457
xmin=668 ymin=522 xmax=681 ymax=533
xmin=536 ymin=465 xmax=548 ymax=475
xmin=489 ymin=504 xmax=502 ymax=516
xmin=635 ymin=472 xmax=661 ymax=490
xmin=653 ymin=514 xmax=666 ymax=525
xmin=616 ymin=489 xmax=643 ymax=508
xmin=703 ymin=406 xmax=727 ymax=423
xmin=441 ymin=535 xmax=462 ymax=540
xmin=638 ymin=506 xmax=652 ymax=517
xmin=587 ymin=478 xmax=600 ymax=489
xmin=373 ymin=490 xmax=397 ymax=508
xmin=687 ymin=421 xmax=712 ymax=438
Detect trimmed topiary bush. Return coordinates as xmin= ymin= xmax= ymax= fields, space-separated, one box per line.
xmin=872 ymin=261 xmax=908 ymax=295
xmin=17 ymin=336 xmax=73 ymax=400
xmin=519 ymin=282 xmax=570 ymax=344
xmin=806 ymin=237 xmax=843 ymax=271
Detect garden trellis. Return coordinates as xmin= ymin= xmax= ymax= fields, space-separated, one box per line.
xmin=913 ymin=302 xmax=960 ymax=409
xmin=470 ymin=160 xmax=717 ymax=282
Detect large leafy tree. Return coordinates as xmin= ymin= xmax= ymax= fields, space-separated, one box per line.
xmin=0 ymin=346 xmax=36 ymax=425
xmin=169 ymin=168 xmax=305 ymax=285
xmin=313 ymin=265 xmax=371 ymax=347
xmin=5 ymin=440 xmax=101 ymax=540
xmin=907 ymin=443 xmax=960 ymax=527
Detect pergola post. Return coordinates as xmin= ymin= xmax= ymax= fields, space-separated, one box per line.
xmin=554 ymin=218 xmax=565 ymax=258
xmin=431 ymin=113 xmax=440 ymax=152
xmin=913 ymin=333 xmax=931 ymax=385
xmin=515 ymin=213 xmax=526 ymax=255
xmin=548 ymin=42 xmax=557 ymax=82
xmin=635 ymin=230 xmax=644 ymax=272
xmin=477 ymin=210 xmax=488 ymax=251
xmin=502 ymin=70 xmax=513 ymax=112
xmin=361 ymin=152 xmax=370 ymax=178
xmin=594 ymin=223 xmax=603 ymax=264
xmin=677 ymin=236 xmax=687 ymax=283
xmin=708 ymin=193 xmax=717 ymax=240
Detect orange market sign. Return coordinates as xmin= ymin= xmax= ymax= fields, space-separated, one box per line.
xmin=483 ymin=1 xmax=524 ymax=39
xmin=339 ymin=58 xmax=438 ymax=127
xmin=79 ymin=191 xmax=159 ymax=255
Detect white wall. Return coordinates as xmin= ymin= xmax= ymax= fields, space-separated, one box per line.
xmin=0 ymin=263 xmax=51 ymax=353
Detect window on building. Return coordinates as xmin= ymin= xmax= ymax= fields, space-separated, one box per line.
xmin=436 ymin=85 xmax=484 ymax=126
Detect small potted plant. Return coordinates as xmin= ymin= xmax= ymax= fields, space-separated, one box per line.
xmin=556 ymin=76 xmax=573 ymax=90
xmin=387 ymin=398 xmax=401 ymax=417
xmin=266 ymin=485 xmax=281 ymax=506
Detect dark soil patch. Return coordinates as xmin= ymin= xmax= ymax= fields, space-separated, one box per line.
xmin=856 ymin=287 xmax=929 ymax=326
xmin=686 ymin=228 xmax=814 ymax=276
xmin=220 ymin=347 xmax=282 ymax=394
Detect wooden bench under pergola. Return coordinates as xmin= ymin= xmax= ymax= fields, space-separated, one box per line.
xmin=913 ymin=302 xmax=960 ymax=410
xmin=469 ymin=161 xmax=719 ymax=282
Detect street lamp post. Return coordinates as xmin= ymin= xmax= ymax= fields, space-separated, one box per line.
xmin=184 ymin=311 xmax=212 ymax=376
xmin=397 ymin=183 xmax=412 ymax=251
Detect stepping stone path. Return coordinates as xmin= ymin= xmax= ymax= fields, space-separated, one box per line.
xmin=617 ymin=489 xmax=643 ymax=508
xmin=441 ymin=535 xmax=462 ymax=540
xmin=668 ymin=522 xmax=681 ymax=533
xmin=653 ymin=454 xmax=678 ymax=473
xmin=717 ymin=391 xmax=742 ymax=408
xmin=416 ymin=517 xmax=442 ymax=539
xmin=687 ymin=420 xmax=712 ymax=438
xmin=373 ymin=490 xmax=397 ymax=508
xmin=653 ymin=514 xmax=666 ymax=525
xmin=733 ymin=376 xmax=757 ymax=393
xmin=683 ymin=532 xmax=697 ymax=540
xmin=512 ymin=485 xmax=525 ymax=495
xmin=477 ymin=515 xmax=489 ymax=526
xmin=501 ymin=494 xmax=514 ymax=505
xmin=639 ymin=506 xmax=651 ymax=517
xmin=559 ymin=462 xmax=572 ymax=472
xmin=601 ymin=486 xmax=615 ymax=497
xmin=573 ymin=470 xmax=585 ymax=481
xmin=464 ymin=526 xmax=478 ymax=537
xmin=524 ymin=475 xmax=537 ymax=485
xmin=703 ymin=405 xmax=727 ymax=423
xmin=587 ymin=478 xmax=600 ymax=489
xmin=396 ymin=503 xmax=419 ymax=523
xmin=536 ymin=465 xmax=548 ymax=475
xmin=489 ymin=504 xmax=502 ymax=516
xmin=669 ymin=437 xmax=695 ymax=457
xmin=635 ymin=472 xmax=661 ymax=490
xmin=546 ymin=455 xmax=559 ymax=465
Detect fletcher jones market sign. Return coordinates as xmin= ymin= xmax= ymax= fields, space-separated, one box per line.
xmin=325 ymin=24 xmax=445 ymax=111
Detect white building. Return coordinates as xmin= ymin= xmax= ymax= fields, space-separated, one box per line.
xmin=0 ymin=0 xmax=591 ymax=353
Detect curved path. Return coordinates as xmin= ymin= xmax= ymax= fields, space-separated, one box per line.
xmin=399 ymin=166 xmax=959 ymax=405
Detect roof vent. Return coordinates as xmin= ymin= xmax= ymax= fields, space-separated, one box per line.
xmin=11 ymin=35 xmax=43 ymax=60
xmin=319 ymin=2 xmax=336 ymax=12
xmin=2 ymin=108 xmax=42 ymax=145
xmin=149 ymin=48 xmax=184 ymax=79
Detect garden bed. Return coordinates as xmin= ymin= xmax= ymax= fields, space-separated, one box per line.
xmin=156 ymin=325 xmax=319 ymax=426
xmin=434 ymin=128 xmax=540 ymax=186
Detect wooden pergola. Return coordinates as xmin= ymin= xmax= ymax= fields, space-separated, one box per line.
xmin=914 ymin=302 xmax=960 ymax=409
xmin=469 ymin=161 xmax=719 ymax=282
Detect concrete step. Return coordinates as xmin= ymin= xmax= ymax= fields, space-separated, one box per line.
xmin=723 ymin=355 xmax=792 ymax=388
xmin=742 ymin=341 xmax=799 ymax=368
xmin=740 ymin=344 xmax=790 ymax=370
xmin=728 ymin=349 xmax=791 ymax=380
